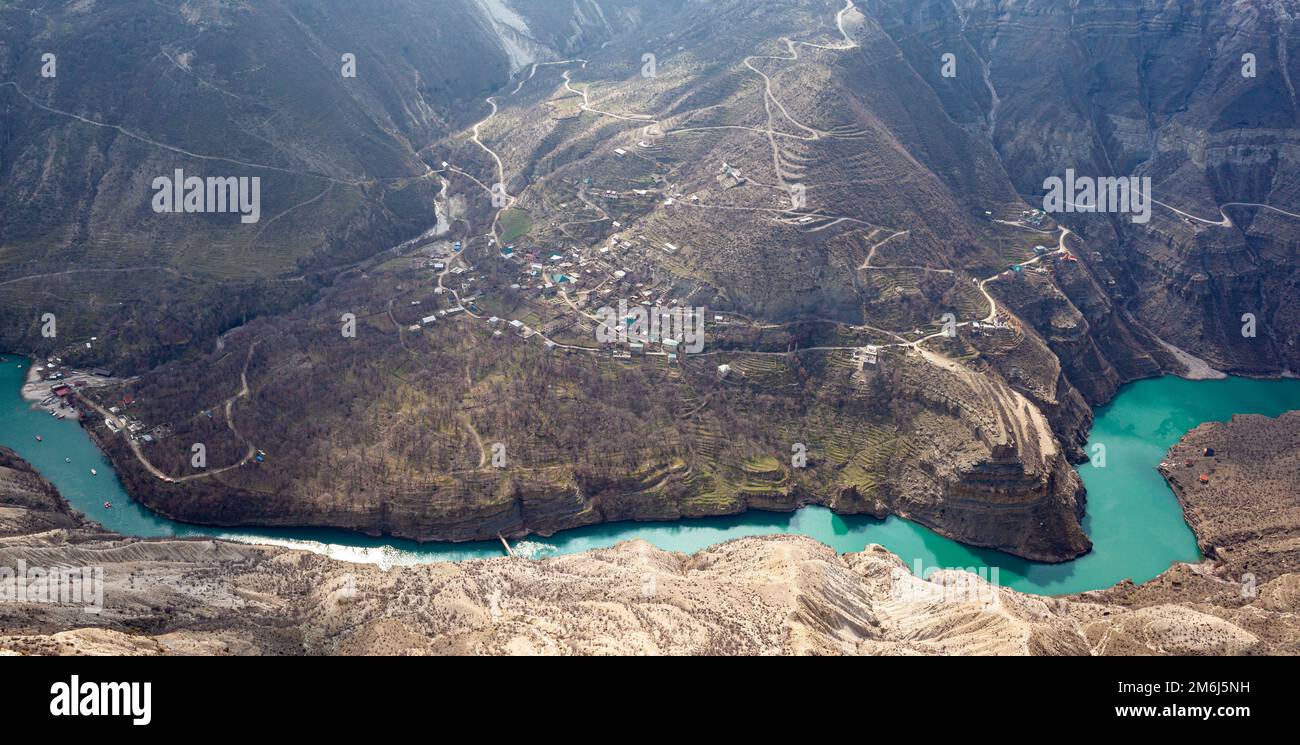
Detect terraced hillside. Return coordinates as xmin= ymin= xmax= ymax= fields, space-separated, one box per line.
xmin=4 ymin=0 xmax=1299 ymax=566
xmin=868 ymin=0 xmax=1300 ymax=374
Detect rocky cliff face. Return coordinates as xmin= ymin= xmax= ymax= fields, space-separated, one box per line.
xmin=472 ymin=0 xmax=686 ymax=70
xmin=868 ymin=0 xmax=1300 ymax=374
xmin=1160 ymin=410 xmax=1300 ymax=582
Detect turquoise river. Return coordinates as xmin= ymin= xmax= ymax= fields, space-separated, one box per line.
xmin=3 ymin=356 xmax=1300 ymax=595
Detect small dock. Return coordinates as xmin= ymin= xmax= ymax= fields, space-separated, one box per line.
xmin=497 ymin=532 xmax=515 ymax=558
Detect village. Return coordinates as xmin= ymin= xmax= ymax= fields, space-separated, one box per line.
xmin=22 ymin=355 xmax=171 ymax=450
xmin=383 ymin=175 xmax=729 ymax=364
xmin=23 ymin=356 xmax=113 ymax=422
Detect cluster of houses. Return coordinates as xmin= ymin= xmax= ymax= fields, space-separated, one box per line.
xmin=397 ymin=175 xmax=714 ymax=359
xmin=494 ymin=223 xmax=687 ymax=317
xmin=853 ymin=345 xmax=881 ymax=367
xmin=104 ymin=402 xmax=143 ymax=436
xmin=1019 ymin=208 xmax=1048 ymax=228
xmin=968 ymin=314 xmax=1014 ymax=336
xmin=35 ymin=357 xmax=117 ymax=419
xmin=33 ymin=357 xmax=168 ymax=445
xmin=35 ymin=356 xmax=69 ymax=384
xmin=34 ymin=357 xmax=112 ymax=384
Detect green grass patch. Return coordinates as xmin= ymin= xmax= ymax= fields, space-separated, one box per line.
xmin=500 ymin=209 xmax=533 ymax=243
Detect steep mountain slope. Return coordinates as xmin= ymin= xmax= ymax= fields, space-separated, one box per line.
xmin=0 ymin=0 xmax=676 ymax=371
xmin=3 ymin=0 xmax=1298 ymax=565
xmin=61 ymin=0 xmax=1097 ymax=560
xmin=869 ymin=0 xmax=1300 ymax=373
xmin=1162 ymin=410 xmax=1300 ymax=581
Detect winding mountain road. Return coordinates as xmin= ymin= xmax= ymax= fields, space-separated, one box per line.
xmin=76 ymin=341 xmax=261 ymax=484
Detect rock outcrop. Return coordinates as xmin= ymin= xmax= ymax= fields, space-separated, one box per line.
xmin=6 ymin=529 xmax=1297 ymax=656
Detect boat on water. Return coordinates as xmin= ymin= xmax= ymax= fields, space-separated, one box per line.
xmin=103 ymin=501 xmax=112 ymax=510
xmin=65 ymin=458 xmax=71 ymax=463
xmin=90 ymin=468 xmax=97 ymax=476
xmin=35 ymin=435 xmax=42 ymax=442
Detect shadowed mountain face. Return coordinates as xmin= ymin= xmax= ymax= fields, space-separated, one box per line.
xmin=1 ymin=1 xmax=1296 ymax=560
xmin=868 ymin=0 xmax=1300 ymax=373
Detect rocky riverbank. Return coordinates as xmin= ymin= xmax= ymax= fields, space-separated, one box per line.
xmin=1159 ymin=411 xmax=1300 ymax=583
xmin=0 ymin=447 xmax=85 ymax=537
xmin=2 ymin=446 xmax=1297 ymax=655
